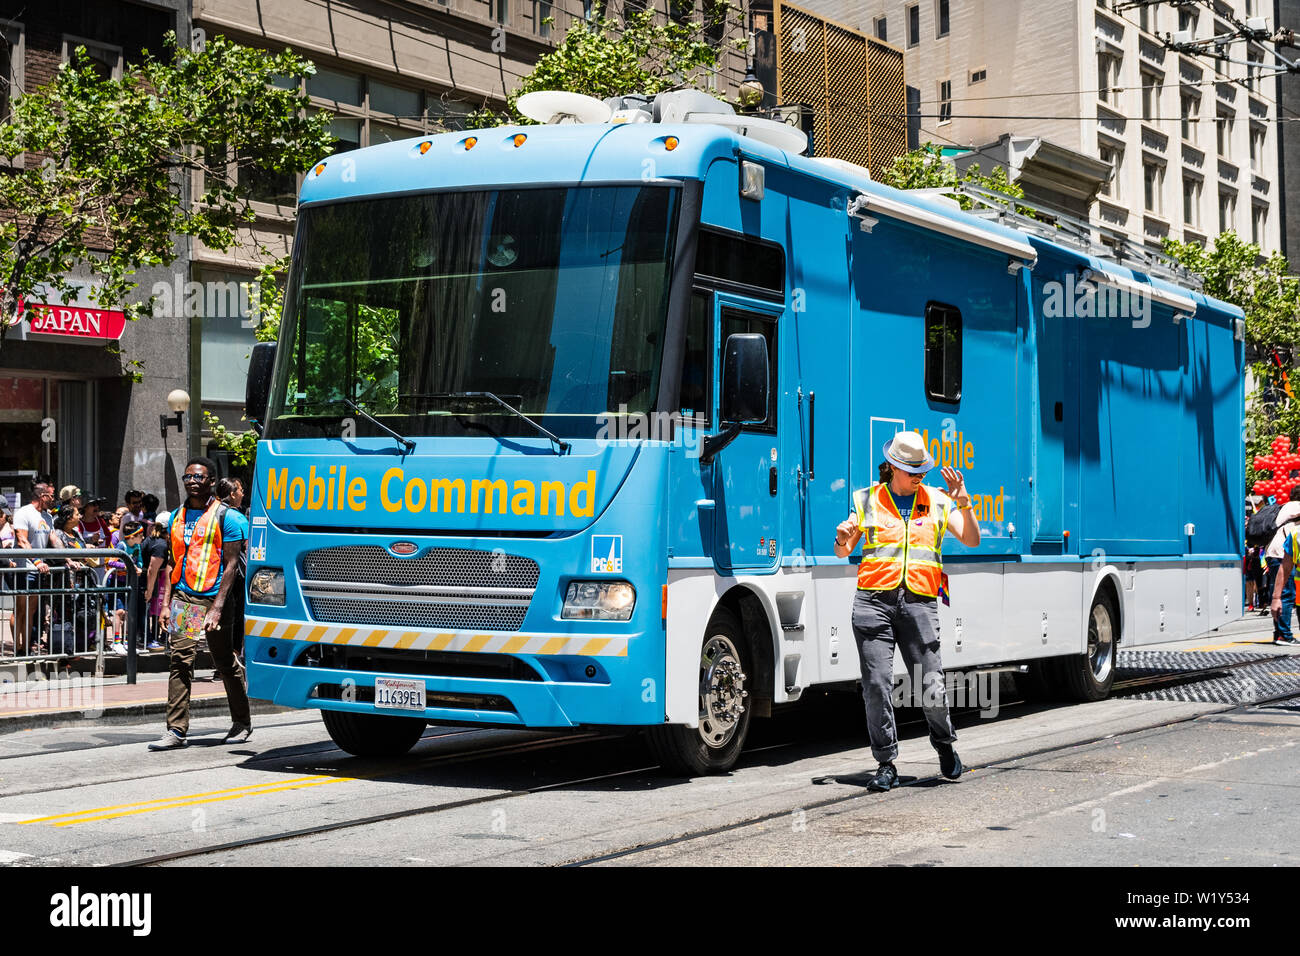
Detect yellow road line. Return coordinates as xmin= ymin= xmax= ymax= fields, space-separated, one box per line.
xmin=50 ymin=777 xmax=354 ymax=826
xmin=22 ymin=774 xmax=343 ymax=825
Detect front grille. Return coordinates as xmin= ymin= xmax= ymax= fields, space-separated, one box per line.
xmin=313 ymin=683 xmax=516 ymax=713
xmin=299 ymin=645 xmax=543 ymax=682
xmin=303 ymin=546 xmax=539 ymax=589
xmin=301 ymin=545 xmax=539 ymax=632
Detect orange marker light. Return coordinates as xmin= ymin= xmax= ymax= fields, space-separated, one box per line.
xmin=661 ymin=584 xmax=668 ymax=620
xmin=513 ymin=133 xmax=527 ymax=147
xmin=664 ymin=136 xmax=679 ymax=151
xmin=418 ymin=141 xmax=432 ymax=154
xmin=464 ymin=137 xmax=477 ymax=150
xmin=313 ymin=163 xmax=326 ymax=176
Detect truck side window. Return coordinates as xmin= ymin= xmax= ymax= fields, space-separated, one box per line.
xmin=722 ymin=307 xmax=777 ymax=432
xmin=695 ymin=227 xmax=785 ymax=300
xmin=924 ymin=301 xmax=962 ymax=403
xmin=679 ymin=291 xmax=711 ymax=424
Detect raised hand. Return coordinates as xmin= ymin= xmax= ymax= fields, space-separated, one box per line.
xmin=941 ymin=466 xmax=967 ymax=501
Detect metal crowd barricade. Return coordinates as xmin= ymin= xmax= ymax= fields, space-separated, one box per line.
xmin=0 ymin=548 xmax=141 ymax=683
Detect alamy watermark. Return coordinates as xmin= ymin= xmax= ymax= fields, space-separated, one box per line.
xmin=150 ymin=276 xmax=269 ymax=327
xmin=595 ymin=405 xmax=703 ymax=457
xmin=891 ymin=664 xmax=1000 ymax=718
xmin=1041 ymin=273 xmax=1151 ymax=328
xmin=1 ymin=674 xmax=104 ymax=716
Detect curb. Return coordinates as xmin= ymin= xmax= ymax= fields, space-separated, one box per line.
xmin=0 ymin=696 xmax=289 ymax=734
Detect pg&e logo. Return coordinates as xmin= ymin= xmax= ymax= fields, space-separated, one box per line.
xmin=591 ymin=535 xmax=623 ymax=574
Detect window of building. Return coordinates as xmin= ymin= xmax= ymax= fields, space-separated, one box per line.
xmin=938 ymin=80 xmax=952 ymax=123
xmin=61 ymin=35 xmax=122 ymax=80
xmin=493 ymin=0 xmax=510 ymax=24
xmin=197 ymin=268 xmax=262 ymax=408
xmin=1246 ymin=48 xmax=1261 ymax=93
xmin=924 ymin=302 xmax=962 ymax=403
xmin=1180 ymin=93 xmax=1199 ymax=142
xmin=307 ymin=66 xmax=362 ymax=106
xmin=1178 ymin=7 xmax=1197 ymax=36
xmin=1218 ymin=190 xmax=1236 ymax=233
xmin=721 ymin=308 xmax=778 ymax=431
xmin=1249 ymin=126 xmax=1264 ymax=172
xmin=1182 ymin=177 xmax=1201 ymax=227
xmin=907 ymin=4 xmax=920 ymax=47
xmin=370 ymin=79 xmax=421 ymax=120
xmin=874 ymin=16 xmax=888 ymax=41
xmin=1252 ymin=204 xmax=1266 ymax=244
xmin=670 ymin=1 xmax=695 ymax=25
xmin=1097 ymin=52 xmax=1121 ymax=104
xmin=534 ymin=0 xmax=553 ymax=37
xmin=1099 ymin=142 xmax=1122 ymax=200
xmin=1217 ymin=110 xmax=1233 ymax=156
xmin=1141 ymin=71 xmax=1161 ymax=121
xmin=0 ymin=21 xmax=23 ymax=124
xmin=1139 ymin=3 xmax=1156 ymax=33
xmin=1143 ymin=160 xmax=1164 ymax=214
xmin=936 ymin=0 xmax=950 ymax=37
xmin=970 ymin=67 xmax=987 ymax=84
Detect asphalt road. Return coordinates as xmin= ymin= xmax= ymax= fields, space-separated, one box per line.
xmin=0 ymin=677 xmax=1294 ymax=867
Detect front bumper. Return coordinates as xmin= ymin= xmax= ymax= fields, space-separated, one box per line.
xmin=245 ymin=615 xmax=663 ymax=728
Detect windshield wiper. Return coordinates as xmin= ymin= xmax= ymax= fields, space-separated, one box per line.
xmin=423 ymin=391 xmax=571 ymax=455
xmin=340 ymin=398 xmax=415 ymax=454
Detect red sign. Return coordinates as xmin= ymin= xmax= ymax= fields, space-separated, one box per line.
xmin=20 ymin=300 xmax=127 ymax=341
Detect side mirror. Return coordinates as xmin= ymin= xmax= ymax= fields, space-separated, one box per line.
xmin=721 ymin=333 xmax=769 ymax=425
xmin=702 ymin=333 xmax=769 ymax=464
xmin=245 ymin=342 xmax=276 ymax=431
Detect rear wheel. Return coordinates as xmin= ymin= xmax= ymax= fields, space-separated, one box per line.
xmin=646 ymin=608 xmax=753 ymax=776
xmin=1055 ymin=590 xmax=1119 ymax=702
xmin=321 ymin=709 xmax=427 ymax=757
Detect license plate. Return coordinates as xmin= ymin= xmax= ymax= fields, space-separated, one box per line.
xmin=374 ymin=677 xmax=426 ymax=712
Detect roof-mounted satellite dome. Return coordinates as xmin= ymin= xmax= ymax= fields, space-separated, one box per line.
xmin=516 ymin=91 xmax=613 ymax=125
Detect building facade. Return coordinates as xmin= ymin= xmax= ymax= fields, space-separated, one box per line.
xmin=793 ymin=0 xmax=1284 ymax=256
xmin=0 ymin=0 xmax=192 ymax=511
xmin=1278 ymin=0 xmax=1299 ymax=273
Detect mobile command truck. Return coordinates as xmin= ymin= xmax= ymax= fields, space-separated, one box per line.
xmin=242 ymin=90 xmax=1245 ymax=774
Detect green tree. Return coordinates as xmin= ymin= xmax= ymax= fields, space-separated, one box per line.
xmin=878 ymin=142 xmax=1028 ymax=210
xmin=0 ymin=33 xmax=334 ymax=363
xmin=467 ymin=8 xmax=728 ymax=126
xmin=1162 ymin=232 xmax=1300 ymax=494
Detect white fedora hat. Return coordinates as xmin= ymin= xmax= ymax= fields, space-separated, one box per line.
xmin=882 ymin=431 xmax=934 ymax=474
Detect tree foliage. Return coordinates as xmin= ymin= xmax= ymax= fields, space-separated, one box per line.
xmin=1163 ymin=232 xmax=1300 ymax=495
xmin=468 ymin=8 xmax=728 ymax=126
xmin=0 ymin=33 xmax=334 ymax=363
xmin=877 ymin=142 xmax=1027 ymax=210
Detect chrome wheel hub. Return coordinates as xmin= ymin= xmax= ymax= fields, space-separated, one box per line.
xmin=1088 ymin=603 xmax=1115 ymax=682
xmin=698 ymin=634 xmax=748 ymax=749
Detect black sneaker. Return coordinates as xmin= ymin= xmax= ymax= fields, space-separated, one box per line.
xmin=1275 ymin=636 xmax=1300 ymax=646
xmin=867 ymin=762 xmax=898 ymax=792
xmin=937 ymin=744 xmax=964 ymax=780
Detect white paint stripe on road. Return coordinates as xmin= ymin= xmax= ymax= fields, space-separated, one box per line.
xmin=0 ymin=814 xmax=39 ymax=824
xmin=0 ymin=849 xmax=33 ymax=862
xmin=1182 ymin=739 xmax=1297 ymax=774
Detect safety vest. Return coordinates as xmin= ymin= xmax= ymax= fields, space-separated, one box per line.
xmin=1291 ymin=530 xmax=1300 ymax=578
xmin=853 ymin=482 xmax=951 ymax=597
xmin=170 ymin=498 xmax=227 ymax=594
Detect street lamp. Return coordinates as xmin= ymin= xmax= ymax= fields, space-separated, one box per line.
xmin=160 ymin=388 xmax=191 ymax=439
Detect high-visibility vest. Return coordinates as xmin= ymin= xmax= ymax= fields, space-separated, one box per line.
xmin=1291 ymin=531 xmax=1300 ymax=578
xmin=169 ymin=499 xmax=227 ymax=594
xmin=853 ymin=482 xmax=951 ymax=597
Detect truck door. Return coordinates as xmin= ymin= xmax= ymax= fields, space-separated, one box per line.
xmin=712 ymin=295 xmax=783 ymax=572
xmin=1031 ymin=274 xmax=1066 ymax=543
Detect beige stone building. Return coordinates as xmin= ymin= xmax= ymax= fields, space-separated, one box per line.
xmin=189 ymin=0 xmax=751 ymax=433
xmin=792 ymin=0 xmax=1284 ymax=257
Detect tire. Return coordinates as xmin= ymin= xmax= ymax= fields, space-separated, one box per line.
xmin=321 ymin=708 xmax=427 ymax=757
xmin=645 ymin=607 xmax=753 ymax=776
xmin=1055 ymin=589 xmax=1119 ymax=702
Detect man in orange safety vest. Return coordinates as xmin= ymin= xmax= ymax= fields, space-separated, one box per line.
xmin=834 ymin=431 xmax=981 ymax=791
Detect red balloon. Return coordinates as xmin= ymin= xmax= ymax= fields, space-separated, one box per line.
xmin=1255 ymin=457 xmax=1269 ymax=470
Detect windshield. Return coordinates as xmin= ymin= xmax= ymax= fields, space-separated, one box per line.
xmin=265 ymin=185 xmax=681 ymax=441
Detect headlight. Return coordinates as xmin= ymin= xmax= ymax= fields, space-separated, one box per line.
xmin=562 ymin=581 xmax=636 ymax=621
xmin=248 ymin=567 xmax=285 ymax=606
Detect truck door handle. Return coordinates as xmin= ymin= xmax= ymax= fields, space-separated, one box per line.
xmin=770 ymin=466 xmax=778 ymax=496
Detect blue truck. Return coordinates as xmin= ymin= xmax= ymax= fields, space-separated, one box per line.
xmin=241 ymin=90 xmax=1244 ymax=774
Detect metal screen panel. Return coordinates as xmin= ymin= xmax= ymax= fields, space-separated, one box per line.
xmin=775 ymin=1 xmax=907 ymax=178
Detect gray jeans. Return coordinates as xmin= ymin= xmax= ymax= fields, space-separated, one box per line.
xmin=851 ymin=587 xmax=957 ymax=764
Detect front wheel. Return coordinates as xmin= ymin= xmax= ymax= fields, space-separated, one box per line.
xmin=1055 ymin=590 xmax=1119 ymax=702
xmin=321 ymin=709 xmax=427 ymax=757
xmin=645 ymin=608 xmax=753 ymax=776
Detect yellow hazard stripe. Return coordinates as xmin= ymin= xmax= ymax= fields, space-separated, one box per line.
xmin=244 ymin=618 xmax=631 ymax=656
